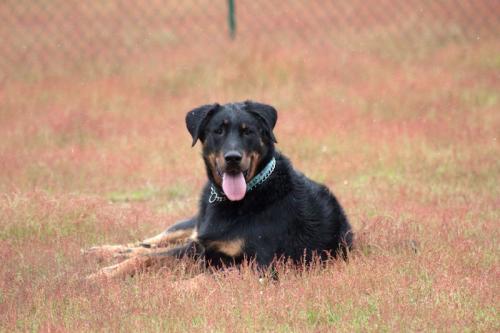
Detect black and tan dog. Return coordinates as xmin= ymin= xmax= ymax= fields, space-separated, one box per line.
xmin=85 ymin=101 xmax=353 ymax=279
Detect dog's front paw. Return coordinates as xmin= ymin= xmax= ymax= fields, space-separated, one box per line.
xmin=86 ymin=256 xmax=151 ymax=282
xmin=82 ymin=244 xmax=137 ymax=263
xmin=85 ymin=262 xmax=121 ymax=282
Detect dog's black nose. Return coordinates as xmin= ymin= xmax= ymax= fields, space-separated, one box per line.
xmin=224 ymin=151 xmax=242 ymax=164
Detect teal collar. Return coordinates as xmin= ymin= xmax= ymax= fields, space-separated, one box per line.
xmin=209 ymin=157 xmax=276 ymax=203
xmin=247 ymin=157 xmax=276 ymax=191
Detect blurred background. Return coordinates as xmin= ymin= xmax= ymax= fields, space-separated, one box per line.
xmin=1 ymin=0 xmax=499 ymax=202
xmin=1 ymin=0 xmax=498 ymax=196
xmin=2 ymin=0 xmax=498 ymax=80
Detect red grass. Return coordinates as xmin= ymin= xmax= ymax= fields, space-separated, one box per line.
xmin=1 ymin=3 xmax=499 ymax=331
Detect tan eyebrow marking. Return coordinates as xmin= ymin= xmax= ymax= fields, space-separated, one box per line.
xmin=241 ymin=123 xmax=247 ymax=129
xmin=223 ymin=119 xmax=229 ymax=125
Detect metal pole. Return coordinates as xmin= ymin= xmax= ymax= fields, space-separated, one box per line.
xmin=227 ymin=0 xmax=236 ymax=39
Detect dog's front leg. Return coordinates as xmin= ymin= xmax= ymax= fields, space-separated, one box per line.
xmin=81 ymin=244 xmax=148 ymax=263
xmin=139 ymin=218 xmax=196 ymax=248
xmin=86 ymin=241 xmax=201 ymax=281
xmin=83 ymin=218 xmax=196 ymax=262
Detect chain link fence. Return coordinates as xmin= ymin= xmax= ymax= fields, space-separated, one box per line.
xmin=1 ymin=0 xmax=499 ymax=79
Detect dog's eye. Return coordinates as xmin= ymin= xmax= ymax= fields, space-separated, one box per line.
xmin=214 ymin=128 xmax=224 ymax=135
xmin=242 ymin=128 xmax=253 ymax=136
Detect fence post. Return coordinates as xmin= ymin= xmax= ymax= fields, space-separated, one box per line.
xmin=227 ymin=0 xmax=236 ymax=39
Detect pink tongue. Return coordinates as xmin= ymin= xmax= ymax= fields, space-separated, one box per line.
xmin=222 ymin=172 xmax=247 ymax=201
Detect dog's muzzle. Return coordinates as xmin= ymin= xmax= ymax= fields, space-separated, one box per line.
xmin=218 ymin=150 xmax=248 ymax=201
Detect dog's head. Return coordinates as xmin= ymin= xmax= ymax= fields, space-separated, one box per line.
xmin=186 ymin=101 xmax=277 ymax=201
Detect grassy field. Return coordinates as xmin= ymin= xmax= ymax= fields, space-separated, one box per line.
xmin=1 ymin=4 xmax=499 ymax=332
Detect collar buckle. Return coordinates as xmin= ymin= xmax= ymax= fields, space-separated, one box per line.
xmin=209 ymin=186 xmax=226 ymax=203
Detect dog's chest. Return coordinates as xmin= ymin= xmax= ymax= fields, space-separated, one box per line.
xmin=196 ymin=202 xmax=288 ymax=260
xmin=194 ymin=209 xmax=243 ymax=258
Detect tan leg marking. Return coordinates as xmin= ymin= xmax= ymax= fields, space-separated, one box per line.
xmin=142 ymin=229 xmax=194 ymax=248
xmin=190 ymin=229 xmax=198 ymax=241
xmin=84 ymin=227 xmax=194 ymax=263
xmin=86 ymin=255 xmax=152 ymax=281
xmin=82 ymin=244 xmax=146 ymax=262
xmin=86 ymin=248 xmax=178 ymax=281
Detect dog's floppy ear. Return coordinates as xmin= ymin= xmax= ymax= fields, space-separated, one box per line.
xmin=244 ymin=100 xmax=278 ymax=143
xmin=186 ymin=103 xmax=220 ymax=146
